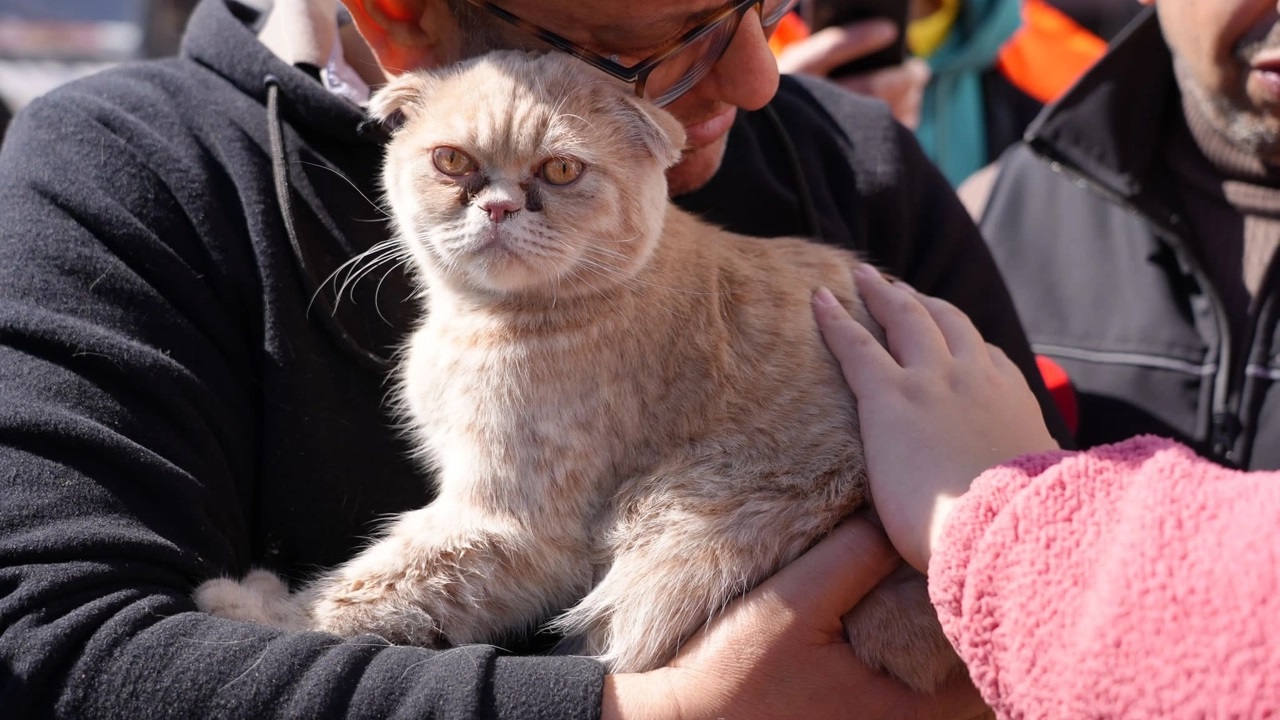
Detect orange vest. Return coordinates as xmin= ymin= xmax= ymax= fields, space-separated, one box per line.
xmin=771 ymin=1 xmax=1107 ymax=105
xmin=768 ymin=11 xmax=811 ymax=56
xmin=994 ymin=0 xmax=1108 ymax=104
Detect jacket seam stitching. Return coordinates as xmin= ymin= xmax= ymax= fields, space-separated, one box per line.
xmin=1245 ymin=364 xmax=1280 ymax=380
xmin=1033 ymin=343 xmax=1215 ymax=376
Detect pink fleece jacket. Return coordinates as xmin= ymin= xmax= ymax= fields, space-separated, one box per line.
xmin=929 ymin=435 xmax=1280 ymax=719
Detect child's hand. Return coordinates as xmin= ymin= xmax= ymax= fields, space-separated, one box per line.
xmin=813 ymin=266 xmax=1059 ymax=571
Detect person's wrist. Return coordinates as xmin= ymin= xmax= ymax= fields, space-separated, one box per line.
xmin=921 ymin=493 xmax=964 ymax=572
xmin=876 ymin=483 xmax=967 ymax=573
xmin=601 ymin=671 xmax=683 ymax=720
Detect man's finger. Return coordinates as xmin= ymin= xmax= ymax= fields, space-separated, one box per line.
xmin=756 ymin=518 xmax=899 ymax=623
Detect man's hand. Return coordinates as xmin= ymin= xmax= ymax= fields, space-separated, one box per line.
xmin=812 ymin=266 xmax=1059 ymax=572
xmin=776 ymin=19 xmax=930 ymax=128
xmin=602 ymin=518 xmax=987 ymax=719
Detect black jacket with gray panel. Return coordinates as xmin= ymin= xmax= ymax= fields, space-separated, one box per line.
xmin=983 ymin=9 xmax=1280 ymax=468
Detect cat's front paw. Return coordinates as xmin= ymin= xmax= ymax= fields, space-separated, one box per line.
xmin=306 ymin=572 xmax=448 ymax=648
xmin=194 ymin=569 xmax=307 ymax=630
xmin=842 ymin=567 xmax=961 ymax=693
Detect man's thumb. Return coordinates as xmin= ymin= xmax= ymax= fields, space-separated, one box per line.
xmin=759 ymin=517 xmax=900 ymax=622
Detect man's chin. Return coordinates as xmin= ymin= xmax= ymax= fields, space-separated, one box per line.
xmin=666 ymin=136 xmax=730 ymax=197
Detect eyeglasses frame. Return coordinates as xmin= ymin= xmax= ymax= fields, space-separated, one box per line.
xmin=462 ymin=0 xmax=798 ymax=105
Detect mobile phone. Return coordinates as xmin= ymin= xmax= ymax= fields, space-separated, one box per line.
xmin=801 ymin=0 xmax=910 ymax=76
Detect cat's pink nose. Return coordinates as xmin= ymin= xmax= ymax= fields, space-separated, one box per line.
xmin=482 ymin=198 xmax=521 ymax=223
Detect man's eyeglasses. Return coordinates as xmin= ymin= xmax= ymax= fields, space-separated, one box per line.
xmin=464 ymin=0 xmax=801 ymax=107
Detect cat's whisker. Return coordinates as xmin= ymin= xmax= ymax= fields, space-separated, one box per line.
xmin=341 ymin=243 xmax=409 ymax=290
xmin=370 ymin=258 xmax=415 ymax=326
xmin=573 ymin=245 xmax=716 ymax=301
xmin=577 ymin=259 xmax=698 ymax=323
xmin=563 ymin=265 xmax=626 ymax=316
xmin=555 ymin=222 xmax=643 ymax=246
xmin=311 ymin=240 xmax=409 ymax=316
xmin=338 ymin=250 xmax=411 ymax=307
xmin=297 ymin=160 xmax=394 ymax=220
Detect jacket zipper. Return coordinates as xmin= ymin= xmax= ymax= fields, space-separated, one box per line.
xmin=1036 ymin=155 xmax=1242 ymax=463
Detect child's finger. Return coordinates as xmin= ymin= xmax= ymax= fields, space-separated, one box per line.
xmin=813 ymin=287 xmax=901 ymax=394
xmin=911 ymin=292 xmax=988 ymax=358
xmin=853 ymin=266 xmax=951 ymax=367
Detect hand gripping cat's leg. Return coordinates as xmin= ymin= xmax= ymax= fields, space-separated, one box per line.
xmin=841 ymin=562 xmax=960 ymax=693
xmin=548 ymin=474 xmax=818 ymax=673
xmin=299 ymin=502 xmax=593 ymax=647
xmin=548 ymin=460 xmax=961 ymax=692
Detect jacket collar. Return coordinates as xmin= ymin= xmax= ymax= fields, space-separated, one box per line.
xmin=256 ymin=0 xmax=340 ymax=70
xmin=181 ymin=0 xmax=375 ymax=145
xmin=183 ymin=0 xmax=411 ymax=368
xmin=1023 ymin=7 xmax=1178 ymax=205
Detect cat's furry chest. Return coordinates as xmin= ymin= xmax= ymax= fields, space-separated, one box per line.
xmin=400 ymin=306 xmax=670 ymax=508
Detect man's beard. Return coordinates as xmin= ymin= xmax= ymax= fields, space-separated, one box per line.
xmin=1176 ymin=25 xmax=1280 ymax=161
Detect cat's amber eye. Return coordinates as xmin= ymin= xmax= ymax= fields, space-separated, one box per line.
xmin=432 ymin=147 xmax=478 ymax=176
xmin=540 ymin=157 xmax=585 ymax=186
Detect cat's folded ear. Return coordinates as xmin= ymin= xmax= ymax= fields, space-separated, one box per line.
xmin=366 ymin=70 xmax=439 ymax=130
xmin=615 ymin=96 xmax=688 ymax=170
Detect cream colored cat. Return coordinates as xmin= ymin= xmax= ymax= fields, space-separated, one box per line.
xmin=195 ymin=50 xmax=960 ymax=692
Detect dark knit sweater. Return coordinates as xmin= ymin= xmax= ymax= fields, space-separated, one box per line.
xmin=0 ymin=1 xmax=1063 ymax=718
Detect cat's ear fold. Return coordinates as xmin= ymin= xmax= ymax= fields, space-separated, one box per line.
xmin=616 ymin=96 xmax=687 ymax=169
xmin=366 ymin=71 xmax=437 ymax=129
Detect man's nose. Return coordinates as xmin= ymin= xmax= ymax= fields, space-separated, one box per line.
xmin=701 ymin=6 xmax=782 ymax=112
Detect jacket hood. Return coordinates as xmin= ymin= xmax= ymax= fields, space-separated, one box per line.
xmin=1023 ymin=8 xmax=1177 ymax=204
xmin=181 ymin=0 xmax=409 ymax=369
xmin=181 ymin=0 xmax=376 ymax=146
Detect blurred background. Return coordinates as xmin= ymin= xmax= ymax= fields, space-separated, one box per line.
xmin=0 ymin=0 xmax=273 ymax=134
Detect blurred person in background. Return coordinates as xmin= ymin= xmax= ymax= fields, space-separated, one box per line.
xmin=978 ymin=0 xmax=1280 ymax=470
xmin=0 ymin=0 xmax=207 ymax=117
xmin=775 ymin=0 xmax=1143 ymax=186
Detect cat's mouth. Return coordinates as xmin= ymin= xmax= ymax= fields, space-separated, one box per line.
xmin=438 ymin=222 xmax=571 ymax=295
xmin=469 ymin=226 xmax=520 ymax=257
xmin=450 ymin=225 xmax=536 ymax=276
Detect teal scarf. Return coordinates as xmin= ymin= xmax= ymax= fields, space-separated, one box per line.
xmin=914 ymin=0 xmax=1022 ymax=186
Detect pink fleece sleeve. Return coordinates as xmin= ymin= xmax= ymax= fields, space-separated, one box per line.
xmin=929 ymin=435 xmax=1280 ymax=718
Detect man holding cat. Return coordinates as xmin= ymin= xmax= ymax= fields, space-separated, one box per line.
xmin=0 ymin=0 xmax=1060 ymax=717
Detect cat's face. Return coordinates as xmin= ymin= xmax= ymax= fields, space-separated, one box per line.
xmin=373 ymin=51 xmax=687 ymax=300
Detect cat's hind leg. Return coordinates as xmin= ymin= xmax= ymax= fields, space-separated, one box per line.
xmin=549 ymin=458 xmax=960 ymax=691
xmin=549 ymin=498 xmax=798 ymax=672
xmin=547 ymin=459 xmax=847 ymax=673
xmin=843 ymin=563 xmax=961 ymax=693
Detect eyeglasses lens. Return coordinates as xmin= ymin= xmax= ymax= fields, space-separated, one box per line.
xmin=643 ymin=0 xmax=798 ymax=107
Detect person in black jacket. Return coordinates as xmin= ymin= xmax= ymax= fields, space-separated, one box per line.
xmin=980 ymin=0 xmax=1280 ymax=469
xmin=0 ymin=0 xmax=1063 ymax=717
